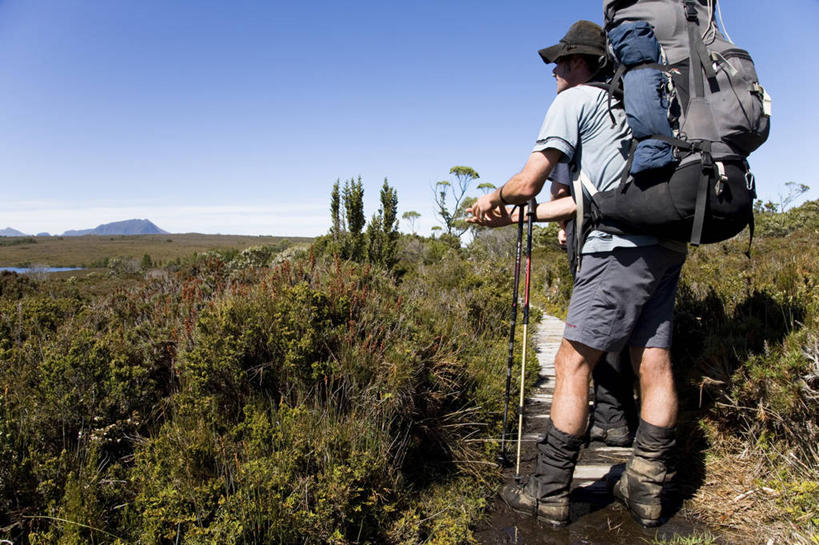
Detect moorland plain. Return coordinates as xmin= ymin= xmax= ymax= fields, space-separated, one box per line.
xmin=0 ymin=233 xmax=313 ymax=268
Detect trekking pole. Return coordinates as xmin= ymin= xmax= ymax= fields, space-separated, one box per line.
xmin=497 ymin=204 xmax=525 ymax=467
xmin=515 ymin=199 xmax=536 ymax=483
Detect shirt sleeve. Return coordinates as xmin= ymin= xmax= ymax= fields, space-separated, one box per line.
xmin=532 ymin=89 xmax=582 ymax=161
xmin=548 ymin=161 xmax=572 ymax=185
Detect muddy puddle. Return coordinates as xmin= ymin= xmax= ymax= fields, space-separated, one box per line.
xmin=475 ymin=493 xmax=704 ymax=545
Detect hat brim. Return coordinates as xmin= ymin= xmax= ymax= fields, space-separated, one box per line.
xmin=538 ymin=43 xmax=605 ymax=64
xmin=538 ymin=44 xmax=566 ymax=64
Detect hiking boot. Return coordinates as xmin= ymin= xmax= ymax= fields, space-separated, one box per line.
xmin=499 ymin=482 xmax=569 ymax=527
xmin=612 ymin=419 xmax=676 ymax=527
xmin=527 ymin=424 xmax=584 ymax=526
xmin=589 ymin=423 xmax=633 ymax=447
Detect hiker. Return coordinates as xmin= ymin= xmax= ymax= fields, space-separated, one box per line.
xmin=478 ymin=164 xmax=639 ymax=447
xmin=556 ymin=164 xmax=638 ymax=448
xmin=467 ymin=20 xmax=685 ymax=527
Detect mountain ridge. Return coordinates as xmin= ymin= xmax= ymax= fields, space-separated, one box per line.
xmin=62 ymin=219 xmax=168 ymax=236
xmin=1 ymin=219 xmax=168 ymax=237
xmin=0 ymin=227 xmax=29 ymax=237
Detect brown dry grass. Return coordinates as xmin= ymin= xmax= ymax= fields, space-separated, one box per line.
xmin=685 ymin=429 xmax=818 ymax=545
xmin=0 ymin=233 xmax=313 ymax=268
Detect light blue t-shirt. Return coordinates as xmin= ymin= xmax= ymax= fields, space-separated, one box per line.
xmin=532 ymin=84 xmax=660 ymax=254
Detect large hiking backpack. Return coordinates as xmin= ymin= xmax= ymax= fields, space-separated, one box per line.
xmin=576 ymin=0 xmax=771 ymax=250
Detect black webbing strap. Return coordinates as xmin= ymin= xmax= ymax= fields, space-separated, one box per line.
xmin=687 ymin=19 xmax=705 ymax=99
xmin=745 ymin=213 xmax=754 ymax=258
xmin=648 ymin=134 xmax=696 ymax=151
xmin=617 ymin=133 xmax=701 ymax=191
xmin=690 ymin=143 xmax=713 ymax=246
xmin=618 ymin=139 xmax=639 ymax=191
xmin=628 ymin=62 xmax=670 ymax=72
xmin=684 ymin=0 xmax=717 ymax=100
xmin=608 ymin=64 xmax=627 ymax=126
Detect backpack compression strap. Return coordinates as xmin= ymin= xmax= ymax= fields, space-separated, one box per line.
xmin=572 ymin=170 xmax=598 ymax=273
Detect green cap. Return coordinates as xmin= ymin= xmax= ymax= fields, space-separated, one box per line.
xmin=538 ymin=20 xmax=606 ymax=64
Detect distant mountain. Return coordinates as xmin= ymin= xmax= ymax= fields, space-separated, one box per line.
xmin=62 ymin=219 xmax=168 ymax=236
xmin=0 ymin=227 xmax=29 ymax=237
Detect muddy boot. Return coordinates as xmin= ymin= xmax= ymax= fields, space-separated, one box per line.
xmin=499 ymin=424 xmax=583 ymax=526
xmin=589 ymin=423 xmax=632 ymax=447
xmin=526 ymin=424 xmax=583 ymax=526
xmin=613 ymin=419 xmax=675 ymax=527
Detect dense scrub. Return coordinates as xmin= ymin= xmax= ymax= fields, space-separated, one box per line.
xmin=0 ymin=240 xmax=532 ymax=544
xmin=673 ymin=203 xmax=819 ymax=541
xmin=4 ymin=198 xmax=816 ymax=543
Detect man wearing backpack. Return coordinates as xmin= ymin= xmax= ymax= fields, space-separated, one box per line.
xmin=468 ymin=20 xmax=685 ymax=527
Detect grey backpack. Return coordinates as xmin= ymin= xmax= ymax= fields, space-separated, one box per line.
xmin=578 ymin=0 xmax=771 ymax=250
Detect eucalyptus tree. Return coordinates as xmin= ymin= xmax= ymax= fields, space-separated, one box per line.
xmin=402 ymin=211 xmax=420 ymax=234
xmin=433 ymin=165 xmax=480 ymax=240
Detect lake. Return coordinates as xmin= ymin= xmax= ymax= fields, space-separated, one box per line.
xmin=0 ymin=267 xmax=84 ymax=274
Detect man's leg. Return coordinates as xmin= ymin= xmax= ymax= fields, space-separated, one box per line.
xmin=502 ymin=339 xmax=601 ymax=526
xmin=633 ymin=346 xmax=677 ymax=427
xmin=552 ymin=338 xmax=603 ymax=434
xmin=614 ymin=348 xmax=678 ymax=526
xmin=530 ymin=340 xmax=601 ymax=523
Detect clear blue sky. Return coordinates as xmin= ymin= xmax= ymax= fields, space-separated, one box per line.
xmin=0 ymin=0 xmax=816 ymax=236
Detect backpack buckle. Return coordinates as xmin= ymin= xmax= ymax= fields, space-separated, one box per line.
xmin=714 ymin=161 xmax=728 ymax=196
xmin=684 ymin=0 xmax=698 ymax=21
xmin=745 ymin=169 xmax=756 ymax=192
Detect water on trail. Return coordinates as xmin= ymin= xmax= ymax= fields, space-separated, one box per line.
xmin=474 ymin=315 xmax=711 ymax=545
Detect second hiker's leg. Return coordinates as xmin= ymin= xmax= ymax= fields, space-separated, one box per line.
xmin=590 ymin=348 xmax=635 ymax=445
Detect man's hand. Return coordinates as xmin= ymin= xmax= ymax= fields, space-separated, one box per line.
xmin=466 ymin=191 xmax=503 ymax=225
xmin=467 ymin=202 xmax=515 ymax=228
xmin=558 ymin=227 xmax=567 ymax=247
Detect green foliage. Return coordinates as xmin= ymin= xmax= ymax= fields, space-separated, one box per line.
xmin=401 ymin=211 xmax=420 ymax=234
xmin=672 ymin=228 xmax=819 ymax=457
xmin=323 ymin=177 xmax=401 ymax=270
xmin=331 ymin=179 xmax=343 ymax=237
xmin=1 ymin=237 xmax=519 ymax=543
xmin=343 ymin=177 xmax=367 ymax=260
xmin=0 ymin=270 xmax=38 ymax=299
xmin=0 ymin=236 xmax=37 ymax=246
xmin=754 ymin=198 xmax=819 ymax=237
xmin=767 ymin=476 xmax=819 ymax=531
xmin=367 ymin=179 xmax=400 ymax=269
xmin=433 ymin=166 xmax=480 ymax=240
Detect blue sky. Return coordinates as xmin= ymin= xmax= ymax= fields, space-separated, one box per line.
xmin=0 ymin=0 xmax=816 ymax=236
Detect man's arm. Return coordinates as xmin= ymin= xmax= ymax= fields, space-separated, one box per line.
xmin=534 ymin=195 xmax=575 ymax=222
xmin=551 ymin=180 xmax=571 ymax=200
xmin=468 ymin=148 xmax=563 ymax=222
xmin=467 ymin=195 xmax=576 ymax=227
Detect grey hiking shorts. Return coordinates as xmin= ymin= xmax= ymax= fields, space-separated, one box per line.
xmin=563 ymin=245 xmax=686 ymax=352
